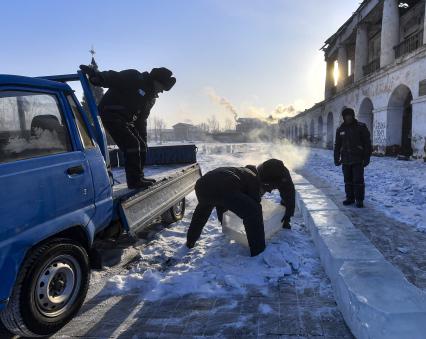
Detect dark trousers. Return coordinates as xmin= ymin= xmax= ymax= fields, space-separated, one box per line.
xmin=102 ymin=115 xmax=147 ymax=185
xmin=187 ymin=185 xmax=266 ymax=257
xmin=342 ymin=163 xmax=365 ymax=202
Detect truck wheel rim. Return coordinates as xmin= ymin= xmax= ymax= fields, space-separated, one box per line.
xmin=34 ymin=255 xmax=82 ymax=318
xmin=173 ymin=200 xmax=184 ymax=215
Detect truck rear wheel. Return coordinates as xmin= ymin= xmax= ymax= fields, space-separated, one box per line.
xmin=162 ymin=198 xmax=186 ymax=225
xmin=0 ymin=239 xmax=90 ymax=337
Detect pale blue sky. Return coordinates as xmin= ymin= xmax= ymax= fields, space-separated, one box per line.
xmin=1 ymin=1 xmax=359 ymax=127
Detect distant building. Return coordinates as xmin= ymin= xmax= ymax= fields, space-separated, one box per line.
xmin=209 ymin=131 xmax=244 ymax=143
xmin=172 ymin=123 xmax=204 ymax=141
xmin=160 ymin=129 xmax=175 ymax=142
xmin=235 ymin=118 xmax=276 ymax=141
xmin=236 ymin=118 xmax=268 ymax=134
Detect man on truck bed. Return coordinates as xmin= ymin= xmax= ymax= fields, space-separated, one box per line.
xmin=186 ymin=159 xmax=295 ymax=257
xmin=80 ymin=65 xmax=176 ymax=189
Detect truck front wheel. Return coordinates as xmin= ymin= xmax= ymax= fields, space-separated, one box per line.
xmin=0 ymin=239 xmax=90 ymax=337
xmin=162 ymin=198 xmax=186 ymax=225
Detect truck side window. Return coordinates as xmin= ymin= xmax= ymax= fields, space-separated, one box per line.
xmin=67 ymin=96 xmax=94 ymax=149
xmin=0 ymin=91 xmax=71 ymax=164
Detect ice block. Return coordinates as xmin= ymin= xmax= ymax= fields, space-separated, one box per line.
xmin=221 ymin=199 xmax=285 ymax=247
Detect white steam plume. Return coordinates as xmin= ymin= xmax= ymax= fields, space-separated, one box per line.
xmin=206 ymin=88 xmax=239 ymax=121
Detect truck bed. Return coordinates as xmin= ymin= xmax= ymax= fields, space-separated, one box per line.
xmin=112 ymin=164 xmax=193 ymax=200
xmin=111 ymin=163 xmax=202 ymax=234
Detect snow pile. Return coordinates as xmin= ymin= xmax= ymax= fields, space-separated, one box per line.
xmin=300 ymin=147 xmax=426 ymax=232
xmin=101 ymin=143 xmax=321 ymax=301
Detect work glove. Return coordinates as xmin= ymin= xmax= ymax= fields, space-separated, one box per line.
xmin=363 ymin=158 xmax=370 ymax=167
xmin=79 ymin=64 xmax=102 ymax=86
xmin=334 ymin=159 xmax=342 ymax=166
xmin=281 ymin=215 xmax=291 ymax=229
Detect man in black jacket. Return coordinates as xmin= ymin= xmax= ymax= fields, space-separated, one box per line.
xmin=186 ymin=159 xmax=295 ymax=257
xmin=334 ymin=108 xmax=372 ymax=208
xmin=79 ymin=65 xmax=176 ymax=189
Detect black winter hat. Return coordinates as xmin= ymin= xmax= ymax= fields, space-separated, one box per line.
xmin=257 ymin=159 xmax=285 ymax=183
xmin=342 ymin=108 xmax=355 ymax=118
xmin=150 ymin=67 xmax=176 ymax=91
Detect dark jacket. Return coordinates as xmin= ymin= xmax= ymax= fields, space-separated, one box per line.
xmin=334 ymin=120 xmax=372 ymax=165
xmin=274 ymin=166 xmax=295 ymax=219
xmin=97 ymin=69 xmax=157 ymax=125
xmin=196 ymin=167 xmax=262 ymax=203
xmin=196 ymin=165 xmax=295 ymax=220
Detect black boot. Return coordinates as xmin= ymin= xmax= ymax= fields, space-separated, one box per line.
xmin=128 ymin=178 xmax=154 ymax=190
xmin=356 ymin=201 xmax=364 ymax=208
xmin=143 ymin=177 xmax=157 ymax=183
xmin=186 ymin=240 xmax=196 ymax=249
xmin=343 ymin=199 xmax=355 ymax=206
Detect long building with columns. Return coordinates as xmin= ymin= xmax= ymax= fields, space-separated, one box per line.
xmin=280 ymin=0 xmax=426 ymax=158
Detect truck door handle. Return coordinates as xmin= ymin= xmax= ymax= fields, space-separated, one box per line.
xmin=67 ymin=165 xmax=85 ymax=176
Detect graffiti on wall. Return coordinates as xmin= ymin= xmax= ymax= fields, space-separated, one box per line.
xmin=373 ymin=121 xmax=386 ymax=146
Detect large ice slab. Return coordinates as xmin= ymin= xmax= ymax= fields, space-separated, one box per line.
xmin=221 ymin=199 xmax=284 ymax=247
xmin=296 ymin=188 xmax=327 ymax=200
xmin=295 ymin=175 xmax=426 ymax=339
xmin=298 ymin=196 xmax=339 ymax=221
xmin=307 ymin=210 xmax=383 ymax=284
xmin=289 ymin=172 xmax=311 ymax=186
xmin=337 ymin=260 xmax=426 ymax=339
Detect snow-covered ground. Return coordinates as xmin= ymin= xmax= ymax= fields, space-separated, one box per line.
xmin=99 ymin=143 xmax=329 ymax=301
xmin=104 ymin=141 xmax=426 ymax=305
xmin=48 ymin=142 xmax=354 ymax=338
xmin=102 ymin=141 xmax=426 ymax=303
xmin=298 ymin=147 xmax=426 ymax=233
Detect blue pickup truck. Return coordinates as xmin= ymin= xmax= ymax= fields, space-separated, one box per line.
xmin=0 ymin=72 xmax=201 ymax=337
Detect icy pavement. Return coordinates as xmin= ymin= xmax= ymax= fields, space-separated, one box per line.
xmin=298 ymin=148 xmax=426 ymax=291
xmin=51 ymin=143 xmax=352 ymax=338
xmin=298 ymin=147 xmax=426 ymax=233
xmin=53 ymin=212 xmax=351 ymax=338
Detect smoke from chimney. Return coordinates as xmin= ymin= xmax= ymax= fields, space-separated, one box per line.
xmin=206 ymin=88 xmax=239 ymax=122
xmin=205 ymin=87 xmax=301 ymax=124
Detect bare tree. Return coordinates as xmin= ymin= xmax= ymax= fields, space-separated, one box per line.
xmin=153 ymin=117 xmax=167 ymax=144
xmin=224 ymin=118 xmax=234 ymax=131
xmin=207 ymin=115 xmax=220 ymax=133
xmin=147 ymin=117 xmax=154 ymax=142
xmin=197 ymin=122 xmax=210 ymax=133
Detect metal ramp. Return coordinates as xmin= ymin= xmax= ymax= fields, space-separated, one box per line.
xmin=118 ymin=164 xmax=201 ymax=234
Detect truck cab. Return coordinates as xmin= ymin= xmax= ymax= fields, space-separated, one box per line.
xmin=0 ymin=72 xmax=200 ymax=337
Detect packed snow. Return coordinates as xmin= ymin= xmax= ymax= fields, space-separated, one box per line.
xmin=299 ymin=147 xmax=426 ymax=233
xmin=100 ymin=143 xmax=325 ymax=301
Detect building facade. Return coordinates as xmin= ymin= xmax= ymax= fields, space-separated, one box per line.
xmin=172 ymin=123 xmax=205 ymax=141
xmin=280 ymin=0 xmax=426 ymax=158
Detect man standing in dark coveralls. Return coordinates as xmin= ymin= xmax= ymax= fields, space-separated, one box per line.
xmin=334 ymin=108 xmax=372 ymax=208
xmin=186 ymin=159 xmax=295 ymax=257
xmin=80 ymin=65 xmax=176 ymax=189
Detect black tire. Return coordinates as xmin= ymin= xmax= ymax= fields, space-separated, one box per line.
xmin=0 ymin=238 xmax=90 ymax=337
xmin=162 ymin=198 xmax=186 ymax=225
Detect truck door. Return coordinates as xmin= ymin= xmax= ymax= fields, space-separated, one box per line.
xmin=65 ymin=94 xmax=113 ymax=230
xmin=0 ymin=88 xmax=96 ymax=244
